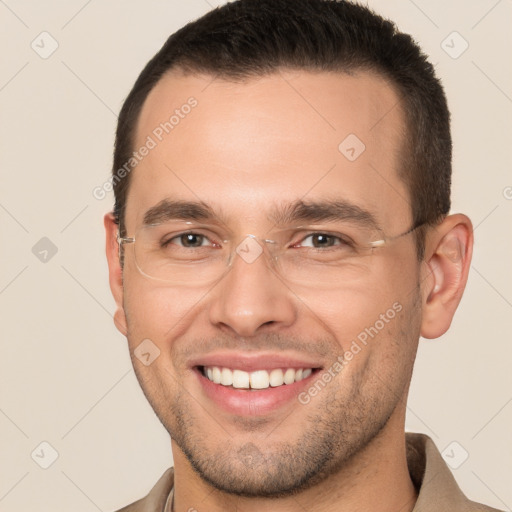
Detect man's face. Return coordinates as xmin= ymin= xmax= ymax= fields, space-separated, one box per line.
xmin=118 ymin=70 xmax=423 ymax=496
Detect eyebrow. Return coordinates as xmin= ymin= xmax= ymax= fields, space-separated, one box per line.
xmin=142 ymin=198 xmax=381 ymax=231
xmin=269 ymin=199 xmax=382 ymax=231
xmin=143 ymin=199 xmax=218 ymax=226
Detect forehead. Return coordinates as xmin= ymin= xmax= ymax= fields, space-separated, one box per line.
xmin=127 ymin=69 xmax=410 ymax=231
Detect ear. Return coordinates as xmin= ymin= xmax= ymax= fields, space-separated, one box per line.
xmin=104 ymin=212 xmax=128 ymax=336
xmin=420 ymin=214 xmax=473 ymax=339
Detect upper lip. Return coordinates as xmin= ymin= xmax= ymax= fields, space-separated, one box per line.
xmin=189 ymin=351 xmax=324 ymax=372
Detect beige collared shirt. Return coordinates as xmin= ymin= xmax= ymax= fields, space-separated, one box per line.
xmin=114 ymin=433 xmax=502 ymax=512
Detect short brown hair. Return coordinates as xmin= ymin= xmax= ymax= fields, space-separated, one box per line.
xmin=112 ymin=0 xmax=452 ymax=258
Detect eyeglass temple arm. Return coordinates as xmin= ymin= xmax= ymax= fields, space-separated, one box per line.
xmin=369 ymin=220 xmax=428 ymax=248
xmin=116 ymin=232 xmax=135 ymax=261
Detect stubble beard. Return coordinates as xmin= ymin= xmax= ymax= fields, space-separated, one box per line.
xmin=129 ymin=292 xmax=421 ymax=498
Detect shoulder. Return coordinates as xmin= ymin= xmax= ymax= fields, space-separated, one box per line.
xmin=406 ymin=433 xmax=504 ymax=512
xmin=112 ymin=468 xmax=174 ymax=512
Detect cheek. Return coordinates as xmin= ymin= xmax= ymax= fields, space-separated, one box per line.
xmin=307 ymin=290 xmax=399 ymax=355
xmin=122 ymin=281 xmax=210 ymax=403
xmin=295 ymin=259 xmax=419 ymax=357
xmin=122 ymin=276 xmax=207 ymax=349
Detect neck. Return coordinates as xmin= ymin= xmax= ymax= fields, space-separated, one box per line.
xmin=171 ymin=419 xmax=417 ymax=512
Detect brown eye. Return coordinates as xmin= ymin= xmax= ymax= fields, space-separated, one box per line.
xmin=179 ymin=233 xmax=206 ymax=247
xmin=298 ymin=233 xmax=350 ymax=249
xmin=310 ymin=234 xmax=335 ymax=248
xmin=162 ymin=233 xmax=212 ymax=248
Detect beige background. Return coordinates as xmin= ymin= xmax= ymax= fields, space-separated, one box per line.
xmin=0 ymin=1 xmax=511 ymax=511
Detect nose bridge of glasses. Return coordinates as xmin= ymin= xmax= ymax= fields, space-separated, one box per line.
xmin=229 ymin=234 xmax=280 ymax=268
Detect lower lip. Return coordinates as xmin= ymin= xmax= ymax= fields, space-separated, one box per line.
xmin=195 ymin=369 xmax=318 ymax=416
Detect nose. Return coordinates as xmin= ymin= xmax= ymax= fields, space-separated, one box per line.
xmin=208 ymin=238 xmax=297 ymax=338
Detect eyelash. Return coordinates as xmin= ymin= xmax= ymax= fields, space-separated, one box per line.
xmin=294 ymin=233 xmax=354 ymax=249
xmin=161 ymin=232 xmax=218 ymax=249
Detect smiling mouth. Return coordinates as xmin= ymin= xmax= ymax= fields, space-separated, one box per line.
xmin=198 ymin=366 xmax=320 ymax=390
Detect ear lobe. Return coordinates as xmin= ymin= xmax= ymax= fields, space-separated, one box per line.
xmin=104 ymin=212 xmax=128 ymax=336
xmin=420 ymin=215 xmax=473 ymax=339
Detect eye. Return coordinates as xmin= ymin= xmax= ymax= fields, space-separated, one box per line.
xmin=296 ymin=233 xmax=351 ymax=249
xmin=163 ymin=232 xmax=215 ymax=249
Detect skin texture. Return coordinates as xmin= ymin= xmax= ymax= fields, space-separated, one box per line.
xmin=105 ymin=69 xmax=473 ymax=512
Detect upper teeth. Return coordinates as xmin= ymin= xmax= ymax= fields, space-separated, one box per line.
xmin=204 ymin=366 xmax=313 ymax=389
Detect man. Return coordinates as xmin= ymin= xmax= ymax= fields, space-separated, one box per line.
xmin=104 ymin=0 xmax=501 ymax=510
